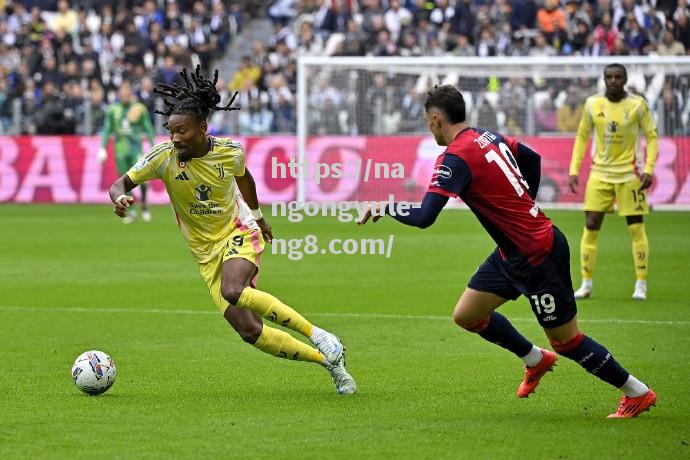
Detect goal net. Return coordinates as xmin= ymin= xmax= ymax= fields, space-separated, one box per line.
xmin=296 ymin=56 xmax=690 ymax=209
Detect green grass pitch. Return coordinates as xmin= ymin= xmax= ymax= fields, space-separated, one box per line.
xmin=1 ymin=205 xmax=688 ymax=459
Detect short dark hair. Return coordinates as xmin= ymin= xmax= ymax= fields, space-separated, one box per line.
xmin=154 ymin=65 xmax=240 ymax=124
xmin=424 ymin=85 xmax=466 ymax=124
xmin=604 ymin=63 xmax=627 ymax=79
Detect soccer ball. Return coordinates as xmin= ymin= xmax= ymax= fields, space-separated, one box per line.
xmin=71 ymin=350 xmax=117 ymax=395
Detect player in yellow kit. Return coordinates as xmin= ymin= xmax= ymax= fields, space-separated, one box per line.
xmin=569 ymin=64 xmax=659 ymax=300
xmin=107 ymin=66 xmax=356 ymax=394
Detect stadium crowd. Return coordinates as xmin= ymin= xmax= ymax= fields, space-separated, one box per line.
xmin=0 ymin=0 xmax=689 ymax=136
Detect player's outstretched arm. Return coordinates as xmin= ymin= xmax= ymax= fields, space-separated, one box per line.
xmin=236 ymin=169 xmax=273 ymax=243
xmin=358 ymin=192 xmax=448 ymax=228
xmin=568 ymin=98 xmax=593 ymax=191
xmin=109 ymin=174 xmax=138 ymax=218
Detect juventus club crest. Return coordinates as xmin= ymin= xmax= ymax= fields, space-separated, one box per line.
xmin=607 ymin=121 xmax=618 ymax=133
xmin=214 ymin=164 xmax=225 ymax=179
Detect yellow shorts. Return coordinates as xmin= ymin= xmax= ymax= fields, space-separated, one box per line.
xmin=197 ymin=227 xmax=265 ymax=313
xmin=583 ymin=175 xmax=649 ymax=216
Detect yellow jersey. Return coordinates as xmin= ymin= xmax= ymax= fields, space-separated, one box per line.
xmin=569 ymin=93 xmax=658 ymax=183
xmin=127 ymin=136 xmax=258 ymax=263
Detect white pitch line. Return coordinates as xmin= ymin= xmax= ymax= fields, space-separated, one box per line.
xmin=0 ymin=305 xmax=689 ymax=326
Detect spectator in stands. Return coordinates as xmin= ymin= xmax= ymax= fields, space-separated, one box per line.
xmin=529 ymin=32 xmax=557 ymax=56
xmin=156 ymin=55 xmax=182 ymax=87
xmin=272 ymin=93 xmax=295 ymax=133
xmin=674 ymin=11 xmax=690 ymax=52
xmin=371 ymin=29 xmax=397 ymax=56
xmin=496 ymin=23 xmax=514 ymax=55
xmin=296 ymin=21 xmax=324 ymax=56
xmin=209 ymin=2 xmax=231 ymax=53
xmin=239 ymin=97 xmax=274 ymax=135
xmin=52 ymin=0 xmax=78 ymax=35
xmin=509 ymin=0 xmax=538 ymax=30
xmin=384 ymin=0 xmax=413 ymax=43
xmin=137 ymin=76 xmax=157 ymax=121
xmin=64 ymin=80 xmax=85 ymax=133
xmin=453 ymin=34 xmax=476 ymax=56
xmin=593 ymin=12 xmax=618 ymax=55
xmin=557 ymin=85 xmax=584 ymax=132
xmin=399 ymin=84 xmax=424 ymax=132
xmin=451 ymin=0 xmax=476 ymax=38
xmin=190 ymin=17 xmax=215 ymax=73
xmin=535 ymin=97 xmax=558 ymax=132
xmin=672 ymin=0 xmax=690 ymax=22
xmin=35 ymin=80 xmax=75 ymax=134
xmin=123 ymin=21 xmax=146 ymax=68
xmin=657 ymin=83 xmax=684 ymax=135
xmin=311 ymin=0 xmax=337 ymax=37
xmin=571 ymin=19 xmax=591 ymax=54
xmin=0 ymin=78 xmax=11 ymax=134
xmin=623 ymin=14 xmax=648 ymax=54
xmin=476 ymin=96 xmax=499 ymax=131
xmin=657 ymin=30 xmax=686 ymax=56
xmin=39 ymin=55 xmax=64 ymax=88
xmin=613 ymin=0 xmax=645 ymax=31
xmin=477 ymin=28 xmax=497 ymax=57
xmin=537 ymin=0 xmax=567 ymax=43
xmin=430 ymin=0 xmax=454 ymax=28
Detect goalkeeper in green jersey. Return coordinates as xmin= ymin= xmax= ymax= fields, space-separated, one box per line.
xmin=99 ymin=80 xmax=156 ymax=223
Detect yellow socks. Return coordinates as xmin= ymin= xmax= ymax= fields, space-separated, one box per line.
xmin=580 ymin=227 xmax=599 ymax=281
xmin=253 ymin=325 xmax=325 ymax=364
xmin=628 ymin=223 xmax=648 ymax=281
xmin=237 ymin=287 xmax=313 ymax=337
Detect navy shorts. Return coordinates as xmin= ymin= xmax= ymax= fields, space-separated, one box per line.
xmin=468 ymin=226 xmax=577 ymax=328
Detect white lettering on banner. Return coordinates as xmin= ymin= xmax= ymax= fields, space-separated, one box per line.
xmin=246 ymin=136 xmax=296 ymax=203
xmin=305 ymin=137 xmax=365 ymax=202
xmin=645 ymin=139 xmax=676 ymax=204
xmin=0 ymin=137 xmax=19 ymax=202
xmin=16 ymin=137 xmax=77 ymax=203
xmin=3 ymin=135 xmax=690 ymax=206
xmin=79 ymin=137 xmax=110 ymax=203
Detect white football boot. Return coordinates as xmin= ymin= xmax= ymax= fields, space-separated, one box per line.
xmin=123 ymin=209 xmax=137 ymax=224
xmin=326 ymin=354 xmax=357 ymax=395
xmin=141 ymin=209 xmax=152 ymax=223
xmin=574 ymin=279 xmax=593 ymax=299
xmin=311 ymin=329 xmax=344 ymax=365
xmin=632 ymin=280 xmax=647 ymax=300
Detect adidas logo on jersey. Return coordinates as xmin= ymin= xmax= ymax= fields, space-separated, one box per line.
xmin=175 ymin=171 xmax=190 ymax=181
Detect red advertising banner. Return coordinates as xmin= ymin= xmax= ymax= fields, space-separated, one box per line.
xmin=1 ymin=135 xmax=689 ymax=206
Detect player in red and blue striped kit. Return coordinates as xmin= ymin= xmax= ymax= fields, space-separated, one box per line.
xmin=359 ymin=85 xmax=656 ymax=418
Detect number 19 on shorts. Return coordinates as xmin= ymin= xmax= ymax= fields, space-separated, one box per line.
xmin=530 ymin=293 xmax=556 ymax=315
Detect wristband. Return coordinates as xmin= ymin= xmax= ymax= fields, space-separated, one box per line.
xmin=251 ymin=208 xmax=263 ymax=220
xmin=115 ymin=194 xmax=128 ymax=204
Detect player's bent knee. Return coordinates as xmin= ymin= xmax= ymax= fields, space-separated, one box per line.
xmin=549 ymin=331 xmax=584 ymax=354
xmin=224 ymin=308 xmax=262 ymax=343
xmin=236 ymin=325 xmax=262 ymax=344
xmin=454 ymin=313 xmax=491 ymax=333
xmin=221 ymin=285 xmax=246 ymax=306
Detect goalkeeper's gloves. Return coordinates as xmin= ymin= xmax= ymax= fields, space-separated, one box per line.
xmin=97 ymin=147 xmax=107 ymax=163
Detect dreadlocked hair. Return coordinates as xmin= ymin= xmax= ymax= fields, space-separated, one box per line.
xmin=153 ymin=65 xmax=240 ymax=122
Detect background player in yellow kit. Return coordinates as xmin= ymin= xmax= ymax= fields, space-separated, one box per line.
xmin=569 ymin=64 xmax=658 ymax=300
xmin=107 ymin=66 xmax=356 ymax=394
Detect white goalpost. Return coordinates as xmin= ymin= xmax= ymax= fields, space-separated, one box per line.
xmin=297 ymin=56 xmax=690 ymax=210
